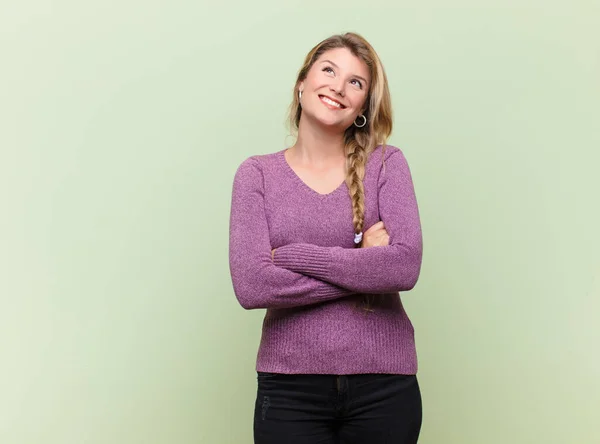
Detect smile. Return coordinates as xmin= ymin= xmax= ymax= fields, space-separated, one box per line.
xmin=319 ymin=95 xmax=346 ymax=109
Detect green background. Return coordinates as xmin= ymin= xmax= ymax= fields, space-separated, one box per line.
xmin=1 ymin=1 xmax=598 ymax=443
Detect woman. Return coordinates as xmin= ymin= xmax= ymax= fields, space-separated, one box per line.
xmin=229 ymin=32 xmax=423 ymax=444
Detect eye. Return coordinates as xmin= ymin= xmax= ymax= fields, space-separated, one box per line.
xmin=322 ymin=66 xmax=363 ymax=89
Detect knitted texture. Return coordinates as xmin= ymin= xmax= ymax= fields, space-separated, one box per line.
xmin=228 ymin=145 xmax=423 ymax=374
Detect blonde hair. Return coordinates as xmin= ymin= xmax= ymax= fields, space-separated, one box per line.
xmin=286 ymin=32 xmax=394 ymax=311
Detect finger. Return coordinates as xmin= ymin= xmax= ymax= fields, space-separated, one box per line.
xmin=364 ymin=229 xmax=387 ymax=245
xmin=365 ymin=227 xmax=384 ymax=239
xmin=372 ymin=234 xmax=386 ymax=246
xmin=364 ymin=221 xmax=385 ymax=235
xmin=372 ymin=227 xmax=389 ymax=237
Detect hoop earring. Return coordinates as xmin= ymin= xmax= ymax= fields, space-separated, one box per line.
xmin=299 ymin=90 xmax=302 ymax=101
xmin=354 ymin=114 xmax=367 ymax=128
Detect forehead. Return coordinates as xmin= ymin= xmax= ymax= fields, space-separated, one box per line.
xmin=315 ymin=47 xmax=370 ymax=80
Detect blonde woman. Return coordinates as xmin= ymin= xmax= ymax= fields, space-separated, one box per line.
xmin=229 ymin=32 xmax=424 ymax=444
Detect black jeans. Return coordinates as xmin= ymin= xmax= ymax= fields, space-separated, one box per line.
xmin=254 ymin=372 xmax=422 ymax=444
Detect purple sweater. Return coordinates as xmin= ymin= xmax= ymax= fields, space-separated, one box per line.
xmin=228 ymin=145 xmax=423 ymax=375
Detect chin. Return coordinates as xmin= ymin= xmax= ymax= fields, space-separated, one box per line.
xmin=317 ymin=120 xmax=348 ymax=132
xmin=312 ymin=113 xmax=348 ymax=129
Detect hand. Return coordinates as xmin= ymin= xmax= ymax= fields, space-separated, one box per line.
xmin=361 ymin=221 xmax=390 ymax=248
xmin=271 ymin=249 xmax=276 ymax=260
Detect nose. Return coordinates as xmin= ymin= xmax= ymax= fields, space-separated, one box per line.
xmin=330 ymin=79 xmax=345 ymax=97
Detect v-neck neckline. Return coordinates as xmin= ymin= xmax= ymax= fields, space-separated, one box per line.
xmin=278 ymin=149 xmax=347 ymax=198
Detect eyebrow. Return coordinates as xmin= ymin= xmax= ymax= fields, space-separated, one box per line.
xmin=320 ymin=60 xmax=368 ymax=85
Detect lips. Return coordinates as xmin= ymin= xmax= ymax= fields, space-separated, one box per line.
xmin=318 ymin=95 xmax=346 ymax=109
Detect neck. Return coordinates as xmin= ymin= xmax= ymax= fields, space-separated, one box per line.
xmin=290 ymin=115 xmax=347 ymax=166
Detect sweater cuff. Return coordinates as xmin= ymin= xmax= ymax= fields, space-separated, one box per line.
xmin=273 ymin=243 xmax=331 ymax=280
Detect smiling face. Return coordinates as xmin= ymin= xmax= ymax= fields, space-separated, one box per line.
xmin=298 ymin=47 xmax=371 ymax=131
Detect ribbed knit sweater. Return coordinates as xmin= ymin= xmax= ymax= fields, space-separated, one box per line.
xmin=228 ymin=144 xmax=423 ymax=375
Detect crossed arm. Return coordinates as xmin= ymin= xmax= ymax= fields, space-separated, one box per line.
xmin=229 ymin=157 xmax=355 ymax=310
xmin=228 ymin=150 xmax=422 ymax=310
xmin=272 ymin=149 xmax=423 ymax=294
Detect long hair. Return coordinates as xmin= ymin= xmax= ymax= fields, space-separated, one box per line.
xmin=286 ymin=32 xmax=394 ymax=311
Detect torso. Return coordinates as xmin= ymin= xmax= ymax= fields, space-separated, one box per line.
xmin=251 ymin=144 xmax=419 ymax=375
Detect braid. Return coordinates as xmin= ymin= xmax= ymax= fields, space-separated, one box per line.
xmin=345 ymin=139 xmax=377 ymax=312
xmin=346 ymin=140 xmax=367 ymax=242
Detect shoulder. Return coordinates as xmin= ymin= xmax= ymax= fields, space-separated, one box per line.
xmin=368 ymin=144 xmax=416 ymax=188
xmin=233 ymin=149 xmax=284 ymax=185
xmin=369 ymin=144 xmax=407 ymax=161
xmin=368 ymin=144 xmax=411 ymax=171
xmin=235 ymin=151 xmax=283 ymax=177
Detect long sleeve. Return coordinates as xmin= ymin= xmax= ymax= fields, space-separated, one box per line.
xmin=228 ymin=157 xmax=356 ymax=310
xmin=273 ymin=149 xmax=423 ymax=294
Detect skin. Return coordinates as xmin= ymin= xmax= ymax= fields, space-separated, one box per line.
xmin=360 ymin=221 xmax=390 ymax=248
xmin=272 ymin=47 xmax=389 ymax=260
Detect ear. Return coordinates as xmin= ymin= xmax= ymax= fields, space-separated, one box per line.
xmin=298 ymin=81 xmax=304 ymax=92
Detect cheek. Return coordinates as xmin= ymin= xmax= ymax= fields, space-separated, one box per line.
xmin=306 ymin=70 xmax=324 ymax=85
xmin=349 ymin=93 xmax=368 ymax=110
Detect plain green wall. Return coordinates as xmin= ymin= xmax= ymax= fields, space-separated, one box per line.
xmin=1 ymin=1 xmax=598 ymax=443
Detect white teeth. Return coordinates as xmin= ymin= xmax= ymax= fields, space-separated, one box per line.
xmin=321 ymin=96 xmax=342 ymax=108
